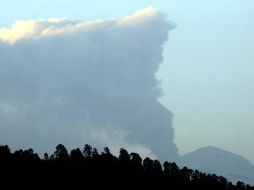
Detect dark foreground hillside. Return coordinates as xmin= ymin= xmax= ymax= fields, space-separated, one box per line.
xmin=0 ymin=144 xmax=253 ymax=189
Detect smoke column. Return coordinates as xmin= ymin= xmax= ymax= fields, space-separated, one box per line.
xmin=0 ymin=7 xmax=178 ymax=160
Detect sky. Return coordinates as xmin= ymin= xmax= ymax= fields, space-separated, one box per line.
xmin=0 ymin=0 xmax=254 ymax=164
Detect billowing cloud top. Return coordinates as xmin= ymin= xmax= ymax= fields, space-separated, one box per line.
xmin=0 ymin=7 xmax=178 ymax=160
xmin=0 ymin=7 xmax=167 ymax=43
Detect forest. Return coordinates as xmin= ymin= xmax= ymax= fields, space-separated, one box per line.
xmin=0 ymin=144 xmax=253 ymax=189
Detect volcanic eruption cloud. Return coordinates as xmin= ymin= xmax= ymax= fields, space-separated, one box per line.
xmin=0 ymin=7 xmax=178 ymax=160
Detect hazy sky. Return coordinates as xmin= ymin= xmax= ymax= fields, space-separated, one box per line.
xmin=1 ymin=0 xmax=254 ymax=164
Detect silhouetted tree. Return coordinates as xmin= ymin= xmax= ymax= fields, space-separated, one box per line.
xmin=23 ymin=148 xmax=39 ymax=160
xmin=54 ymin=144 xmax=69 ymax=161
xmin=49 ymin=154 xmax=55 ymax=160
xmin=0 ymin=143 xmax=253 ymax=189
xmin=153 ymin=160 xmax=163 ymax=176
xmin=92 ymin=148 xmax=99 ymax=158
xmin=181 ymin=166 xmax=191 ymax=182
xmin=143 ymin=157 xmax=153 ymax=174
xmin=163 ymin=161 xmax=179 ymax=177
xmin=163 ymin=161 xmax=171 ymax=176
xmin=119 ymin=148 xmax=130 ymax=163
xmin=130 ymin=152 xmax=142 ymax=171
xmin=101 ymin=147 xmax=118 ymax=166
xmin=44 ymin=153 xmax=49 ymax=160
xmin=171 ymin=162 xmax=180 ymax=173
xmin=103 ymin=147 xmax=111 ymax=155
xmin=236 ymin=181 xmax=246 ymax=190
xmin=83 ymin=144 xmax=92 ymax=158
xmin=13 ymin=149 xmax=24 ymax=160
xmin=0 ymin=145 xmax=11 ymax=161
xmin=70 ymin=148 xmax=84 ymax=162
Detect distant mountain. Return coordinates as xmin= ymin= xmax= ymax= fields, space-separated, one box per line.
xmin=177 ymin=146 xmax=254 ymax=185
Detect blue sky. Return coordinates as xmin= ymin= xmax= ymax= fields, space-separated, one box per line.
xmin=1 ymin=0 xmax=254 ymax=163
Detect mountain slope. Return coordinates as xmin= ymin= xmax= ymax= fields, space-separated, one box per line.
xmin=177 ymin=146 xmax=254 ymax=185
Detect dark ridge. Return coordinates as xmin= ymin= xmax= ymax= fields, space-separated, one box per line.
xmin=0 ymin=144 xmax=253 ymax=189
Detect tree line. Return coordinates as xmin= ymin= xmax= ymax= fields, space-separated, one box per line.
xmin=0 ymin=144 xmax=253 ymax=189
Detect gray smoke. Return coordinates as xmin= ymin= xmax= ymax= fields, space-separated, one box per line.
xmin=0 ymin=7 xmax=178 ymax=160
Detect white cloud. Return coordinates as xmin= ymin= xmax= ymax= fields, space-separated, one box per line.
xmin=117 ymin=6 xmax=163 ymax=26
